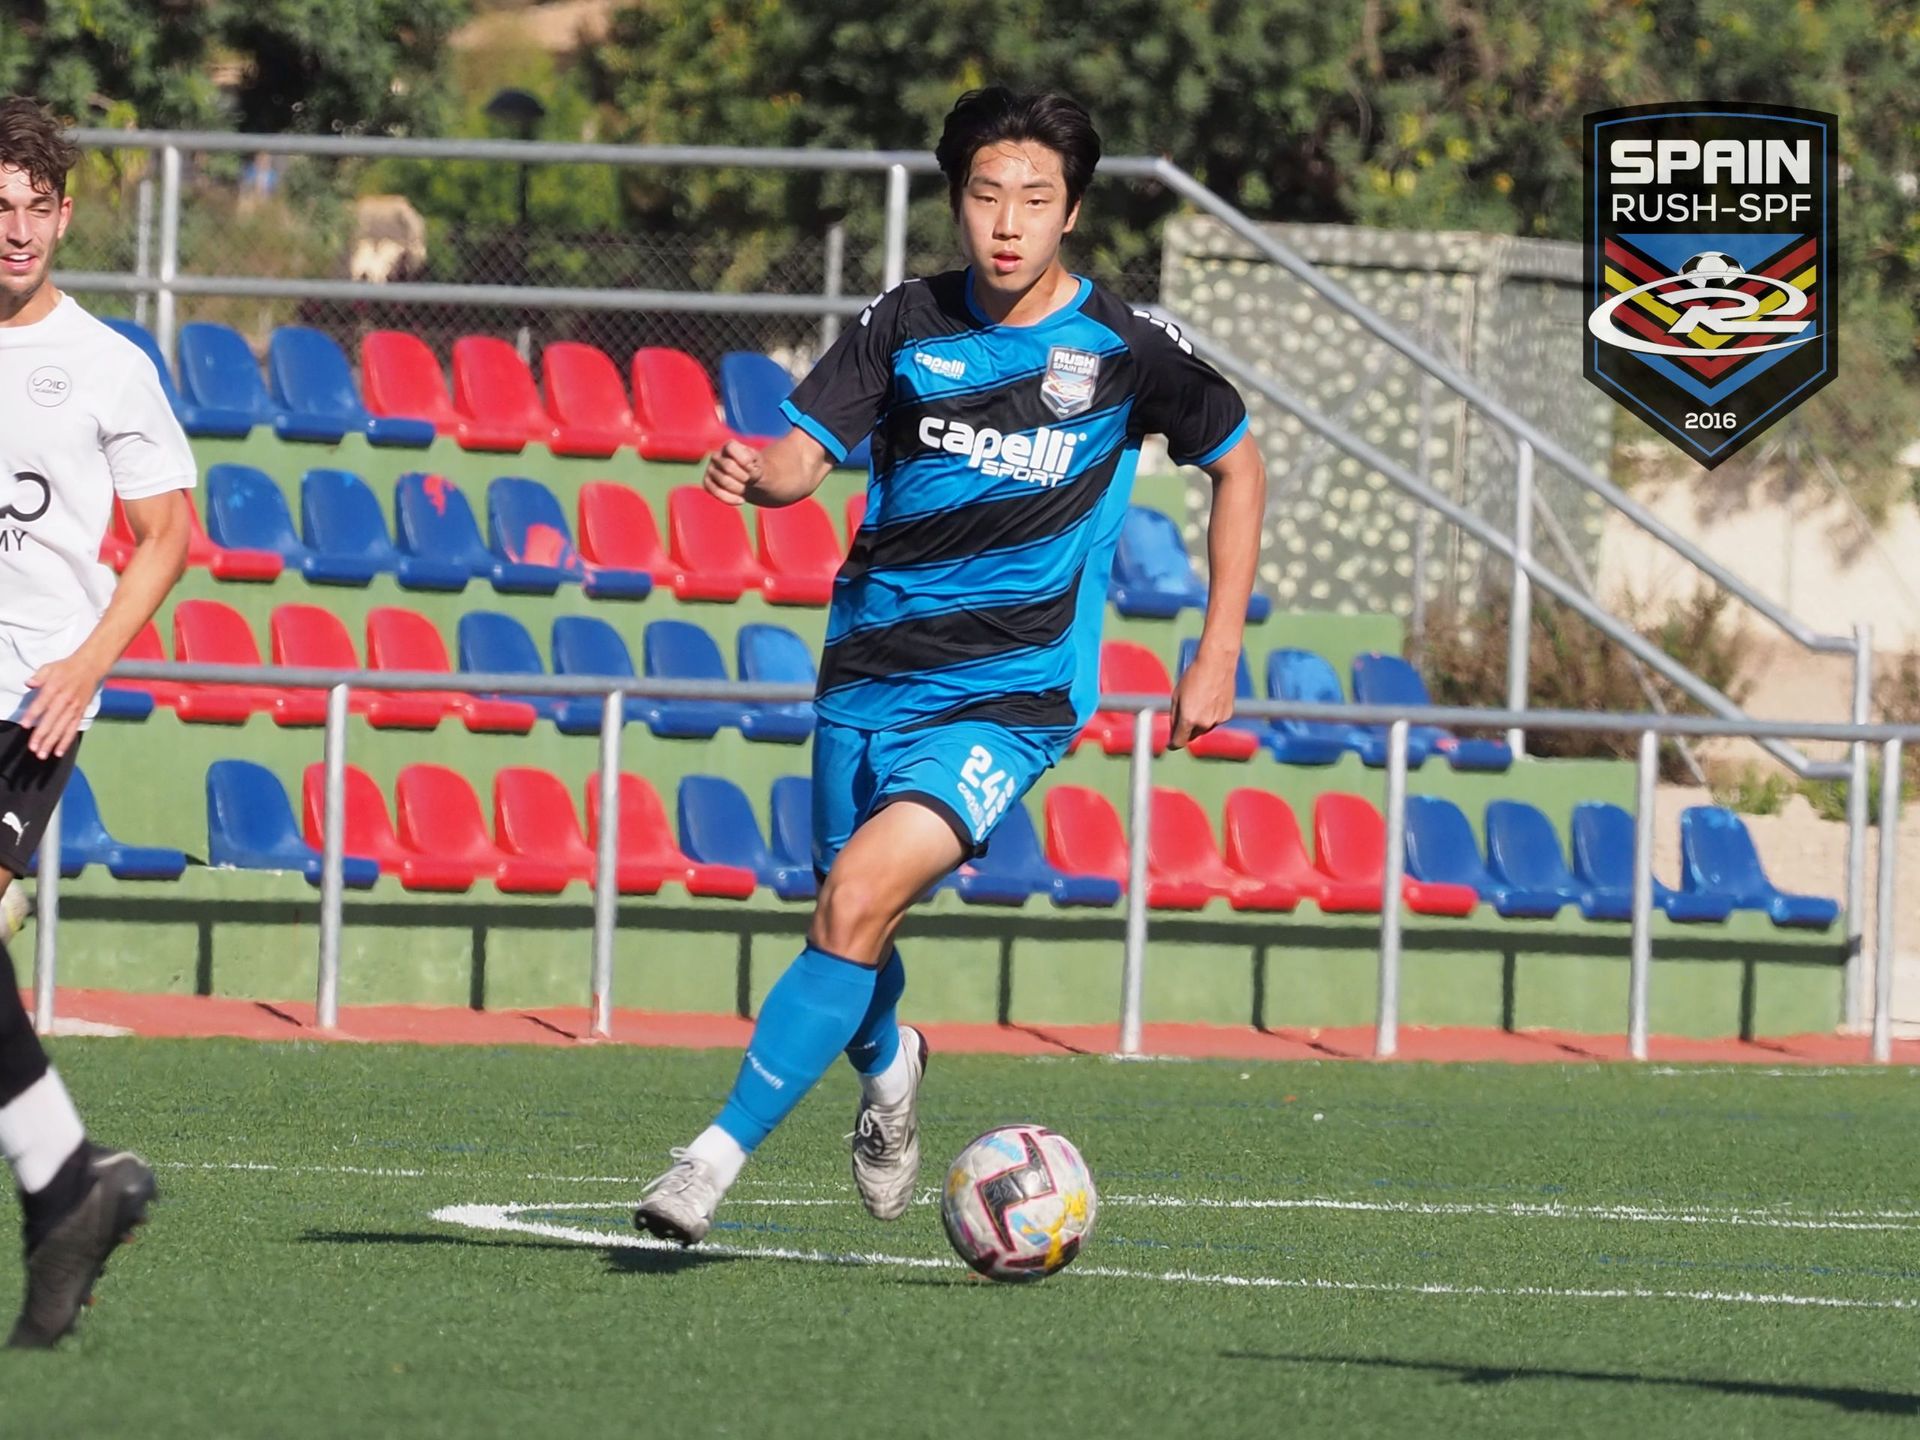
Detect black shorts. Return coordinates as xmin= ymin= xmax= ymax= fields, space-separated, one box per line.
xmin=0 ymin=723 xmax=81 ymax=880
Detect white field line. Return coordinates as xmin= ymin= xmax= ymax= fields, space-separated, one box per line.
xmin=164 ymin=1162 xmax=1920 ymax=1232
xmin=430 ymin=1201 xmax=1920 ymax=1312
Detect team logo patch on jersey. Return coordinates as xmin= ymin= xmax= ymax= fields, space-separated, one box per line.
xmin=1040 ymin=347 xmax=1100 ymax=419
xmin=1583 ymin=102 xmax=1837 ymax=469
xmin=0 ymin=472 xmax=50 ymax=524
xmin=27 ymin=366 xmax=71 ymax=409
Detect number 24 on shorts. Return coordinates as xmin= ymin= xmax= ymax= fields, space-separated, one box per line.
xmin=959 ymin=745 xmax=1013 ymax=829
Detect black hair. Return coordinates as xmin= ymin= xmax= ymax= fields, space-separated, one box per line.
xmin=934 ymin=88 xmax=1101 ymax=214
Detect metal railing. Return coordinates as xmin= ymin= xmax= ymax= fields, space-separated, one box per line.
xmin=28 ymin=661 xmax=1908 ymax=1063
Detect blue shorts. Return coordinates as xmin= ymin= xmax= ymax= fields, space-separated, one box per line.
xmin=811 ymin=720 xmax=1065 ymax=875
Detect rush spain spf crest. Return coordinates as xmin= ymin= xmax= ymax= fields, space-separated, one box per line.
xmin=1583 ymin=103 xmax=1837 ymax=469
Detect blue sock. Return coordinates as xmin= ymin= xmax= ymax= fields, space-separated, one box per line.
xmin=715 ymin=944 xmax=878 ymax=1151
xmin=844 ymin=947 xmax=905 ymax=1076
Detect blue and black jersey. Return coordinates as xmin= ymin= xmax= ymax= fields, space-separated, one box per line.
xmin=782 ymin=268 xmax=1248 ymax=738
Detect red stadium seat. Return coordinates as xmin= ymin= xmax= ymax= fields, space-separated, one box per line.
xmin=1076 ymin=642 xmax=1258 ymax=761
xmin=360 ymin=330 xmax=465 ymax=439
xmin=172 ymin=599 xmax=319 ymax=725
xmin=1314 ymin=792 xmax=1479 ymax=917
xmin=585 ymin=773 xmax=756 ymax=899
xmin=577 ymin=482 xmax=684 ymax=593
xmin=270 ymin=604 xmax=443 ymax=731
xmin=108 ymin=496 xmax=281 ymax=582
xmin=364 ymin=607 xmax=537 ymax=734
xmin=396 ymin=764 xmax=574 ymax=894
xmin=450 ymin=336 xmax=557 ymax=453
xmin=1042 ymin=785 xmax=1210 ymax=910
xmin=541 ymin=342 xmax=642 ymax=457
xmin=667 ymin=485 xmax=768 ymax=601
xmin=302 ymin=763 xmax=474 ymax=892
xmin=755 ymin=496 xmax=840 ymax=605
xmin=1149 ymin=787 xmax=1296 ymax=911
xmin=1223 ymin=788 xmax=1377 ymax=913
xmin=494 ymin=767 xmax=665 ymax=895
xmin=109 ymin=622 xmax=189 ymax=715
xmin=844 ymin=490 xmax=867 ymax=552
xmin=630 ymin=347 xmax=740 ymax=461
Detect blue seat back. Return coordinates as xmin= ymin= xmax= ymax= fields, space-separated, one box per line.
xmin=1405 ymin=796 xmax=1490 ymax=888
xmin=206 ymin=759 xmax=302 ymax=861
xmin=738 ymin=623 xmax=817 ymax=686
xmin=488 ymin=476 xmax=584 ymax=575
xmin=718 ymin=352 xmax=795 ymax=438
xmin=177 ymin=322 xmax=274 ymax=419
xmin=551 ymin=616 xmax=637 ymax=680
xmin=645 ymin=619 xmax=728 ymax=682
xmin=396 ymin=473 xmax=492 ymax=572
xmin=678 ymin=775 xmax=774 ymax=875
xmin=971 ymin=801 xmax=1047 ymax=879
xmin=1681 ymin=806 xmax=1773 ymax=904
xmin=301 ymin=469 xmax=394 ymax=559
xmin=1352 ymin=652 xmax=1432 ymax=708
xmin=1114 ymin=506 xmax=1198 ymax=590
xmin=57 ymin=769 xmax=112 ymax=850
xmin=769 ymin=775 xmax=813 ymax=871
xmin=1484 ymin=800 xmax=1577 ymax=891
xmin=103 ymin=318 xmax=188 ymax=408
xmin=1269 ymin=648 xmax=1346 ymax=706
xmin=206 ymin=464 xmax=301 ymax=553
xmin=1570 ymin=802 xmax=1636 ymax=890
xmin=270 ymin=326 xmax=367 ymax=421
xmin=458 ymin=611 xmax=545 ymax=678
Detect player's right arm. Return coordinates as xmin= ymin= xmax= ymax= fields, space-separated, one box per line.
xmin=703 ymin=431 xmax=834 ymax=509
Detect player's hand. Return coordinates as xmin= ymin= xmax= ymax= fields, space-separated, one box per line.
xmin=704 ymin=439 xmax=764 ymax=507
xmin=1168 ymin=648 xmax=1237 ymax=751
xmin=20 ymin=649 xmax=110 ymax=760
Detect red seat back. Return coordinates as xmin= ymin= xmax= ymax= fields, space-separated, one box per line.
xmin=1043 ymin=786 xmax=1129 ymax=882
xmin=631 ymin=347 xmax=730 ymax=459
xmin=668 ymin=485 xmax=762 ymax=593
xmin=578 ymin=483 xmax=668 ymax=573
xmin=395 ymin=764 xmax=498 ymax=863
xmin=757 ymin=497 xmax=841 ymax=583
xmin=1223 ymin=790 xmax=1317 ymax=885
xmin=586 ymin=773 xmax=685 ymax=867
xmin=1313 ymin=792 xmax=1385 ymax=883
xmin=542 ymin=342 xmax=633 ymax=430
xmin=1148 ymin=787 xmax=1235 ymax=890
xmin=494 ymin=767 xmax=593 ymax=866
xmin=174 ymin=599 xmax=264 ymax=666
xmin=451 ymin=336 xmax=550 ymax=441
xmin=302 ymin=763 xmax=403 ymax=861
xmin=1101 ymin=641 xmax=1174 ymax=696
xmin=361 ymin=331 xmax=457 ymax=426
xmin=271 ymin=604 xmax=359 ymax=669
xmin=365 ymin=607 xmax=451 ymax=673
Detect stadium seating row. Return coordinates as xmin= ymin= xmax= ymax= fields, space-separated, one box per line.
xmin=105 ymin=317 xmax=869 ymax=466
xmin=48 ymin=756 xmax=1833 ymax=929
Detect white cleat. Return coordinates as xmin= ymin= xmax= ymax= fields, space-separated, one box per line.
xmin=633 ymin=1150 xmax=724 ymax=1247
xmin=0 ymin=885 xmax=27 ymax=947
xmin=851 ymin=1026 xmax=928 ymax=1221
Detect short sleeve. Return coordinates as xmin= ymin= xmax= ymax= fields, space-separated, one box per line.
xmin=781 ymin=283 xmax=910 ymax=462
xmin=1126 ymin=311 xmax=1249 ymax=468
xmin=103 ymin=350 xmax=197 ymax=500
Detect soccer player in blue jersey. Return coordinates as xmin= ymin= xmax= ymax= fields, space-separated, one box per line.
xmin=637 ymin=88 xmax=1267 ymax=1244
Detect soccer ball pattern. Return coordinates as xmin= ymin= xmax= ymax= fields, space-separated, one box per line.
xmin=939 ymin=1125 xmax=1097 ymax=1282
xmin=1679 ymin=250 xmax=1743 ymax=282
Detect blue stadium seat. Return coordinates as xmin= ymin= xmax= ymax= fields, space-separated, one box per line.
xmin=721 ymin=351 xmax=870 ymax=468
xmin=548 ymin=616 xmax=650 ymax=734
xmin=206 ymin=759 xmax=378 ymax=889
xmin=1178 ymin=639 xmax=1338 ymax=765
xmin=973 ymin=800 xmax=1120 ymax=907
xmin=33 ymin=769 xmax=186 ymax=881
xmin=298 ymin=469 xmax=400 ymax=586
xmin=1680 ymin=806 xmax=1839 ymax=929
xmin=103 ymin=317 xmax=253 ymax=438
xmin=1405 ymin=795 xmax=1562 ymax=918
xmin=1570 ymin=802 xmax=1732 ymax=923
xmin=735 ymin=623 xmax=816 ymax=744
xmin=768 ymin=775 xmax=819 ymax=893
xmin=1483 ymin=800 xmax=1589 ymax=917
xmin=1109 ymin=506 xmax=1270 ymax=622
xmin=1350 ymin=653 xmax=1513 ymax=772
xmin=456 ymin=611 xmax=564 ymax=725
xmin=486 ymin=477 xmax=587 ymax=594
xmin=95 ymin=686 xmax=155 ymax=723
xmin=178 ymin=321 xmax=346 ymax=443
xmin=1265 ymin=649 xmax=1376 ymax=765
xmin=268 ymin=326 xmax=435 ymax=448
xmin=678 ymin=775 xmax=814 ymax=900
xmin=641 ymin=620 xmax=746 ymax=739
xmin=395 ymin=473 xmax=495 ymax=591
xmin=204 ymin=464 xmax=318 ymax=573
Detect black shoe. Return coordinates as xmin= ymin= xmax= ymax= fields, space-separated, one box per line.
xmin=8 ymin=1144 xmax=156 ymax=1349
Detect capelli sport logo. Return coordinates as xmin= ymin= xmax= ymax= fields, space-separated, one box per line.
xmin=1583 ymin=102 xmax=1837 ymax=469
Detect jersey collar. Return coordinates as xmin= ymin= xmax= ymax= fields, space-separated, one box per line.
xmin=962 ymin=268 xmax=1091 ymax=331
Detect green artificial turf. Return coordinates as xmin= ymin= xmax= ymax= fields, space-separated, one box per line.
xmin=3 ymin=1040 xmax=1918 ymax=1439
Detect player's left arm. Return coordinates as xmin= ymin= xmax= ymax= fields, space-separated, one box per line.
xmin=1169 ymin=433 xmax=1267 ymax=750
xmin=20 ymin=489 xmax=190 ymax=759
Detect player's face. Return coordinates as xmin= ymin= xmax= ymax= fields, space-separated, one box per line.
xmin=956 ymin=141 xmax=1080 ymax=299
xmin=0 ymin=164 xmax=70 ymax=320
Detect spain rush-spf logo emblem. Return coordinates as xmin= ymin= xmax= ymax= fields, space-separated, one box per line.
xmin=1584 ymin=103 xmax=1836 ymax=469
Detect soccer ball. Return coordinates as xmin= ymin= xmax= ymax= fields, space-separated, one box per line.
xmin=939 ymin=1124 xmax=1097 ymax=1282
xmin=1680 ymin=251 xmax=1743 ymax=282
